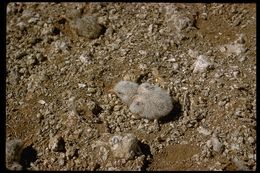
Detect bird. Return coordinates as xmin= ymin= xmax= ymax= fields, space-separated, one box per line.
xmin=113 ymin=81 xmax=173 ymax=120
xmin=129 ymin=83 xmax=173 ymax=120
xmin=137 ymin=82 xmax=164 ymax=94
xmin=113 ymin=81 xmax=139 ymax=105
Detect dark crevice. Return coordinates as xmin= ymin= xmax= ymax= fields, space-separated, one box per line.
xmin=139 ymin=142 xmax=153 ymax=171
xmin=159 ymin=100 xmax=183 ymax=124
xmin=19 ymin=144 xmax=37 ymax=170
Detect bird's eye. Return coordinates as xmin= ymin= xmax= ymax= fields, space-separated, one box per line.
xmin=136 ymin=101 xmax=142 ymax=106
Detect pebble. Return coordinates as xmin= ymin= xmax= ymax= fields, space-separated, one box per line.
xmin=78 ymin=83 xmax=86 ymax=88
xmin=247 ymin=136 xmax=255 ymax=145
xmin=5 ymin=140 xmax=23 ymax=170
xmin=223 ymin=43 xmax=247 ymax=56
xmin=15 ymin=51 xmax=27 ymax=59
xmin=232 ymin=157 xmax=249 ymax=171
xmin=79 ymin=53 xmax=92 ymax=65
xmin=110 ymin=133 xmax=142 ymax=160
xmin=26 ymin=55 xmax=38 ymax=66
xmin=99 ymin=146 xmax=109 ymax=161
xmin=170 ymin=13 xmax=193 ymax=31
xmin=193 ymin=55 xmax=212 ymax=73
xmin=38 ymin=100 xmax=46 ymax=105
xmin=71 ymin=15 xmax=104 ymax=39
xmin=36 ymin=53 xmax=47 ymax=62
xmin=7 ymin=162 xmax=23 ymax=170
xmin=66 ymin=147 xmax=77 ymax=159
xmin=197 ymin=126 xmax=212 ymax=136
xmin=210 ymin=133 xmax=223 ymax=153
xmin=58 ymin=158 xmax=65 ymax=166
xmin=87 ymin=87 xmax=97 ymax=94
xmin=16 ymin=22 xmax=27 ymax=31
xmin=48 ymin=135 xmax=65 ymax=152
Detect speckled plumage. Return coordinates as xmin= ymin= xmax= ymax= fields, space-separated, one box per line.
xmin=130 ymin=85 xmax=173 ymax=119
xmin=114 ymin=81 xmax=173 ymax=120
xmin=113 ymin=81 xmax=139 ymax=105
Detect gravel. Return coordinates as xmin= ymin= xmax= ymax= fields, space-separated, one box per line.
xmin=6 ymin=2 xmax=256 ymax=171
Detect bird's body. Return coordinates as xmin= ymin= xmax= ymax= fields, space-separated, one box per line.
xmin=114 ymin=81 xmax=173 ymax=120
xmin=113 ymin=81 xmax=139 ymax=105
xmin=137 ymin=82 xmax=164 ymax=94
xmin=130 ymin=87 xmax=173 ymax=119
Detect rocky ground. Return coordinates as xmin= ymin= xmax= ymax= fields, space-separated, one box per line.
xmin=6 ymin=2 xmax=256 ymax=171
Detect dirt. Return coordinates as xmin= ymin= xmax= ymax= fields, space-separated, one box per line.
xmin=6 ymin=2 xmax=256 ymax=171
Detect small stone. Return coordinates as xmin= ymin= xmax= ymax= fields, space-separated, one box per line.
xmin=113 ymin=105 xmax=121 ymax=111
xmin=99 ymin=146 xmax=109 ymax=161
xmin=16 ymin=22 xmax=27 ymax=31
xmin=193 ymin=55 xmax=212 ymax=73
xmin=211 ymin=133 xmax=223 ymax=153
xmin=172 ymin=14 xmax=193 ymax=31
xmin=26 ymin=55 xmax=38 ymax=66
xmin=36 ymin=53 xmax=47 ymax=62
xmin=54 ymin=40 xmax=69 ymax=52
xmin=248 ymin=136 xmax=255 ymax=145
xmin=232 ymin=157 xmax=249 ymax=171
xmin=110 ymin=133 xmax=142 ymax=160
xmin=58 ymin=158 xmax=65 ymax=166
xmin=79 ymin=53 xmax=92 ymax=65
xmin=197 ymin=126 xmax=212 ymax=136
xmin=66 ymin=147 xmax=77 ymax=159
xmin=71 ymin=15 xmax=104 ymax=39
xmin=225 ymin=43 xmax=247 ymax=56
xmin=38 ymin=100 xmax=46 ymax=105
xmin=87 ymin=87 xmax=96 ymax=94
xmin=28 ymin=17 xmax=39 ymax=24
xmin=172 ymin=63 xmax=179 ymax=71
xmin=188 ymin=49 xmax=199 ymax=58
xmin=48 ymin=135 xmax=65 ymax=152
xmin=78 ymin=83 xmax=86 ymax=88
xmin=7 ymin=162 xmax=23 ymax=170
xmin=6 ymin=139 xmax=23 ymax=164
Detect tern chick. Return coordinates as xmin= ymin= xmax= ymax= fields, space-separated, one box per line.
xmin=130 ymin=83 xmax=173 ymax=119
xmin=113 ymin=81 xmax=139 ymax=105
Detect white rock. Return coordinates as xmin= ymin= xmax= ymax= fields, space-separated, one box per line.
xmin=71 ymin=15 xmax=104 ymax=39
xmin=232 ymin=157 xmax=249 ymax=171
xmin=54 ymin=40 xmax=69 ymax=52
xmin=7 ymin=162 xmax=23 ymax=170
xmin=210 ymin=133 xmax=223 ymax=153
xmin=16 ymin=22 xmax=27 ymax=31
xmin=78 ymin=83 xmax=86 ymax=88
xmin=188 ymin=49 xmax=199 ymax=58
xmin=222 ymin=43 xmax=247 ymax=56
xmin=38 ymin=100 xmax=46 ymax=105
xmin=48 ymin=135 xmax=65 ymax=152
xmin=79 ymin=53 xmax=92 ymax=65
xmin=193 ymin=55 xmax=212 ymax=73
xmin=197 ymin=126 xmax=212 ymax=136
xmin=66 ymin=147 xmax=77 ymax=159
xmin=248 ymin=136 xmax=255 ymax=145
xmin=110 ymin=133 xmax=142 ymax=160
xmin=99 ymin=146 xmax=109 ymax=161
xmin=6 ymin=139 xmax=23 ymax=164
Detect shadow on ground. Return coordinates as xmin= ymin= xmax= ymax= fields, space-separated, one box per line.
xmin=159 ymin=100 xmax=183 ymax=124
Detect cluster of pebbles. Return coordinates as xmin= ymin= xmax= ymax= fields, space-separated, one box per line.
xmin=6 ymin=2 xmax=255 ymax=171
